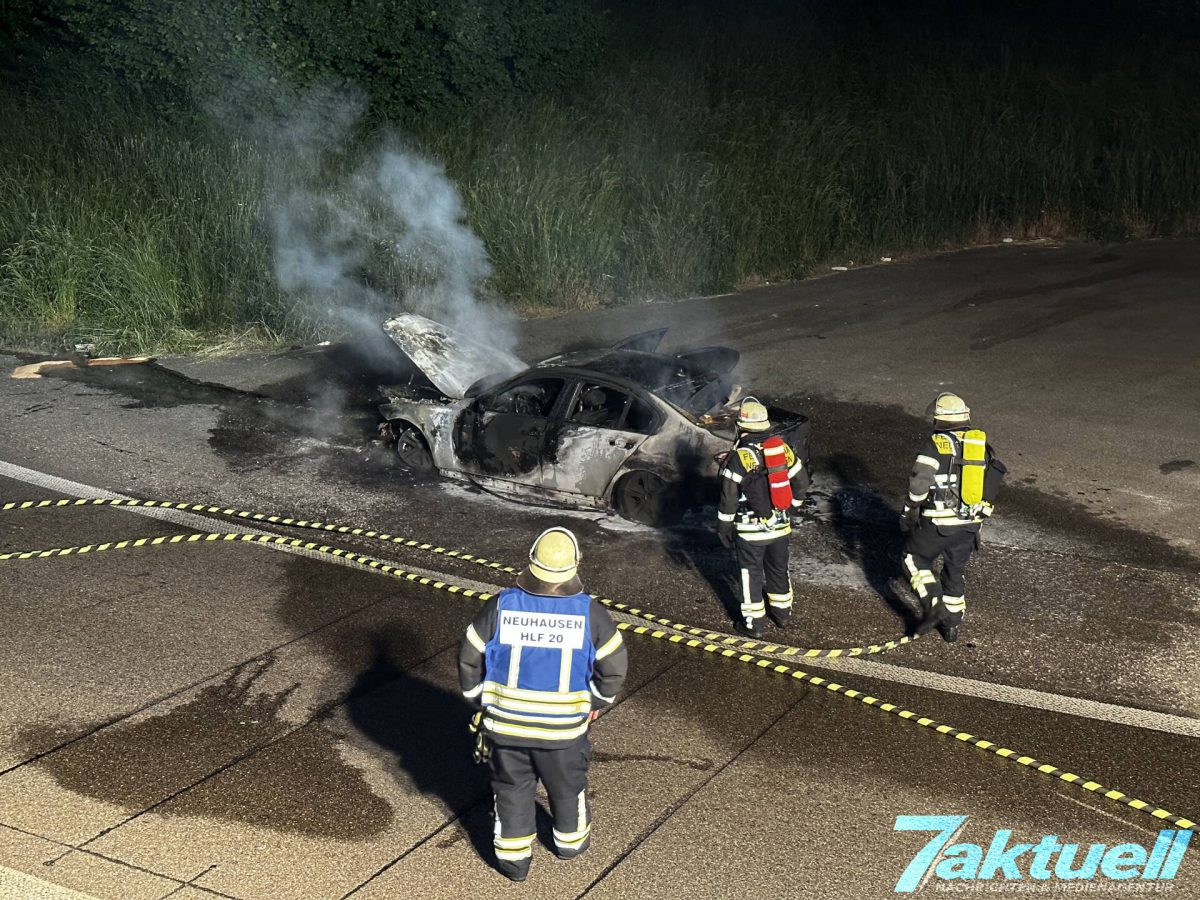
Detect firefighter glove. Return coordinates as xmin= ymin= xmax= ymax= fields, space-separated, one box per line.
xmin=717 ymin=521 xmax=735 ymax=549
xmin=899 ymin=505 xmax=919 ymax=534
xmin=469 ymin=711 xmax=492 ymax=765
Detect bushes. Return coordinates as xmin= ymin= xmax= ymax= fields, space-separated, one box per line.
xmin=41 ymin=0 xmax=606 ymax=114
xmin=2 ymin=1 xmax=1199 ymax=352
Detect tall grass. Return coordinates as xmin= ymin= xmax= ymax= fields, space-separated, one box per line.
xmin=3 ymin=1 xmax=1199 ymax=353
xmin=0 ymin=90 xmax=287 ymax=351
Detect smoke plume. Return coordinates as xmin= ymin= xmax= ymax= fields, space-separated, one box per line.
xmin=252 ymin=86 xmax=517 ymax=354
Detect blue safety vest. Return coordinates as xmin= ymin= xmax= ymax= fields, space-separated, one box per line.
xmin=482 ymin=588 xmax=597 ymax=743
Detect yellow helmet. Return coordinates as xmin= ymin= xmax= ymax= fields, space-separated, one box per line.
xmin=527 ymin=527 xmax=581 ymax=584
xmin=737 ymin=396 xmax=771 ymax=432
xmin=929 ymin=391 xmax=971 ymax=424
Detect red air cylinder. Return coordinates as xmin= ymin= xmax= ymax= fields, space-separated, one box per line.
xmin=761 ymin=436 xmax=793 ymax=511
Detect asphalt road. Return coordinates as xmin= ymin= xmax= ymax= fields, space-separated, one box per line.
xmin=1 ymin=240 xmax=1197 ymax=899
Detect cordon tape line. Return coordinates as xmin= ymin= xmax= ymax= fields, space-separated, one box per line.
xmin=0 ymin=531 xmax=494 ymax=599
xmin=0 ymin=523 xmax=1194 ymax=833
xmin=598 ymin=598 xmax=918 ymax=658
xmin=616 ymin=621 xmax=1196 ymax=831
xmin=0 ymin=496 xmax=917 ymax=659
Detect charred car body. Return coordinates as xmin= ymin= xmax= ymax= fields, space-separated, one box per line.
xmin=377 ymin=314 xmax=809 ymax=525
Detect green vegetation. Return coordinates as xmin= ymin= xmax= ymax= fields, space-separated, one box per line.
xmin=2 ymin=1 xmax=1199 ymax=353
xmin=0 ymin=90 xmax=280 ymax=352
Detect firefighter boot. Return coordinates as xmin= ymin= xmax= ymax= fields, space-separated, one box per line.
xmin=736 ymin=616 xmax=764 ymax=639
xmin=938 ymin=607 xmax=962 ymax=643
xmin=767 ymin=606 xmax=791 ymax=628
xmin=913 ymin=595 xmax=943 ymax=637
xmin=939 ymin=595 xmax=965 ymax=644
xmin=498 ymin=859 xmax=531 ymax=883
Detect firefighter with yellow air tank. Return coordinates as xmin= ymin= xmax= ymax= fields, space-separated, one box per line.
xmin=900 ymin=392 xmax=1006 ymax=642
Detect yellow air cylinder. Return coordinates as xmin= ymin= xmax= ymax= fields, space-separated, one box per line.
xmin=960 ymin=429 xmax=987 ymax=506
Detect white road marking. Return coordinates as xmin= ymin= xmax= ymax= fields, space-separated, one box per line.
xmin=3 ymin=458 xmax=1198 ymax=740
xmin=798 ymin=653 xmax=1200 ymax=738
xmin=1059 ymin=794 xmax=1159 ymax=838
xmin=0 ymin=864 xmax=100 ymax=900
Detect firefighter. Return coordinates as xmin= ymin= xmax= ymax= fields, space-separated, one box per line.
xmin=900 ymin=392 xmax=1006 ymax=642
xmin=458 ymin=527 xmax=628 ymax=882
xmin=717 ymin=397 xmax=810 ymax=638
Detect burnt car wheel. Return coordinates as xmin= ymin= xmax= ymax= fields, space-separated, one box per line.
xmin=614 ymin=470 xmax=682 ymax=527
xmin=393 ymin=422 xmax=434 ymax=471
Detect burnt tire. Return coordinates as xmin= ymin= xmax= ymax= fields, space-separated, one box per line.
xmin=393 ymin=422 xmax=434 ymax=471
xmin=613 ymin=470 xmax=682 ymax=527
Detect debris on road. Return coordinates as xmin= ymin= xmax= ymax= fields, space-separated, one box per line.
xmin=11 ymin=356 xmax=155 ymax=380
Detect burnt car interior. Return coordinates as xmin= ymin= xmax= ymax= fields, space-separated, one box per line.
xmin=456 ymin=376 xmax=567 ymax=477
xmin=542 ymin=351 xmax=734 ymax=419
xmin=566 ymin=383 xmax=658 ymax=434
xmin=484 ymin=378 xmax=564 ymax=417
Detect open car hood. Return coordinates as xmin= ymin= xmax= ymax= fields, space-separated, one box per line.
xmin=381 ymin=313 xmax=525 ymax=399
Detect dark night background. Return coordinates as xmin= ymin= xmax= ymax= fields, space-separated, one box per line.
xmin=1 ymin=0 xmax=1198 ymax=352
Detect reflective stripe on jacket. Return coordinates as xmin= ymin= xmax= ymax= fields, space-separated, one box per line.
xmin=458 ymin=587 xmax=628 ymax=747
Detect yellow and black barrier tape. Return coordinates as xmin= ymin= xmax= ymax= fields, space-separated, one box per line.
xmin=0 ymin=521 xmax=1194 ymax=833
xmin=0 ymin=530 xmax=495 ymax=600
xmin=0 ymin=496 xmax=916 ymax=660
xmin=0 ymin=497 xmax=517 ymax=572
xmin=598 ymin=598 xmax=917 ymax=658
xmin=617 ymin=621 xmax=1196 ymax=831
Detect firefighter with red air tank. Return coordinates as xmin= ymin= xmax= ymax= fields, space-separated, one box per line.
xmin=716 ymin=397 xmax=810 ymax=638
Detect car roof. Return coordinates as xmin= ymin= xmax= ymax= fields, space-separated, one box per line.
xmin=536 ymin=349 xmax=714 ymax=391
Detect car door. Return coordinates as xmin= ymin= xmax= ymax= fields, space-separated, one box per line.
xmin=548 ymin=381 xmax=660 ymax=498
xmin=452 ymin=375 xmax=567 ymax=490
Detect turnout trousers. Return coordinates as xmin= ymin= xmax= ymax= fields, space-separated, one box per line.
xmin=903 ymin=523 xmax=978 ymax=627
xmin=735 ymin=533 xmax=793 ymax=622
xmin=489 ymin=735 xmax=593 ymax=880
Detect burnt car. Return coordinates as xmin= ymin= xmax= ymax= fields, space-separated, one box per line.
xmin=377 ymin=314 xmax=809 ymax=525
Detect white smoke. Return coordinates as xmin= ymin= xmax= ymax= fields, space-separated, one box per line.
xmin=260 ymin=87 xmax=517 ymax=354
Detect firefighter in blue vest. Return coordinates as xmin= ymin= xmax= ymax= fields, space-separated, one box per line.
xmin=900 ymin=392 xmax=1006 ymax=642
xmin=717 ymin=397 xmax=810 ymax=638
xmin=458 ymin=527 xmax=628 ymax=882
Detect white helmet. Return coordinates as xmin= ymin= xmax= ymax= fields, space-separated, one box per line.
xmin=929 ymin=391 xmax=970 ymax=425
xmin=737 ymin=397 xmax=771 ymax=432
xmin=527 ymin=527 xmax=581 ymax=584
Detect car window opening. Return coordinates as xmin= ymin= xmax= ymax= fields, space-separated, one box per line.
xmin=485 ymin=378 xmax=564 ymax=417
xmin=569 ymin=384 xmax=629 ymax=429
